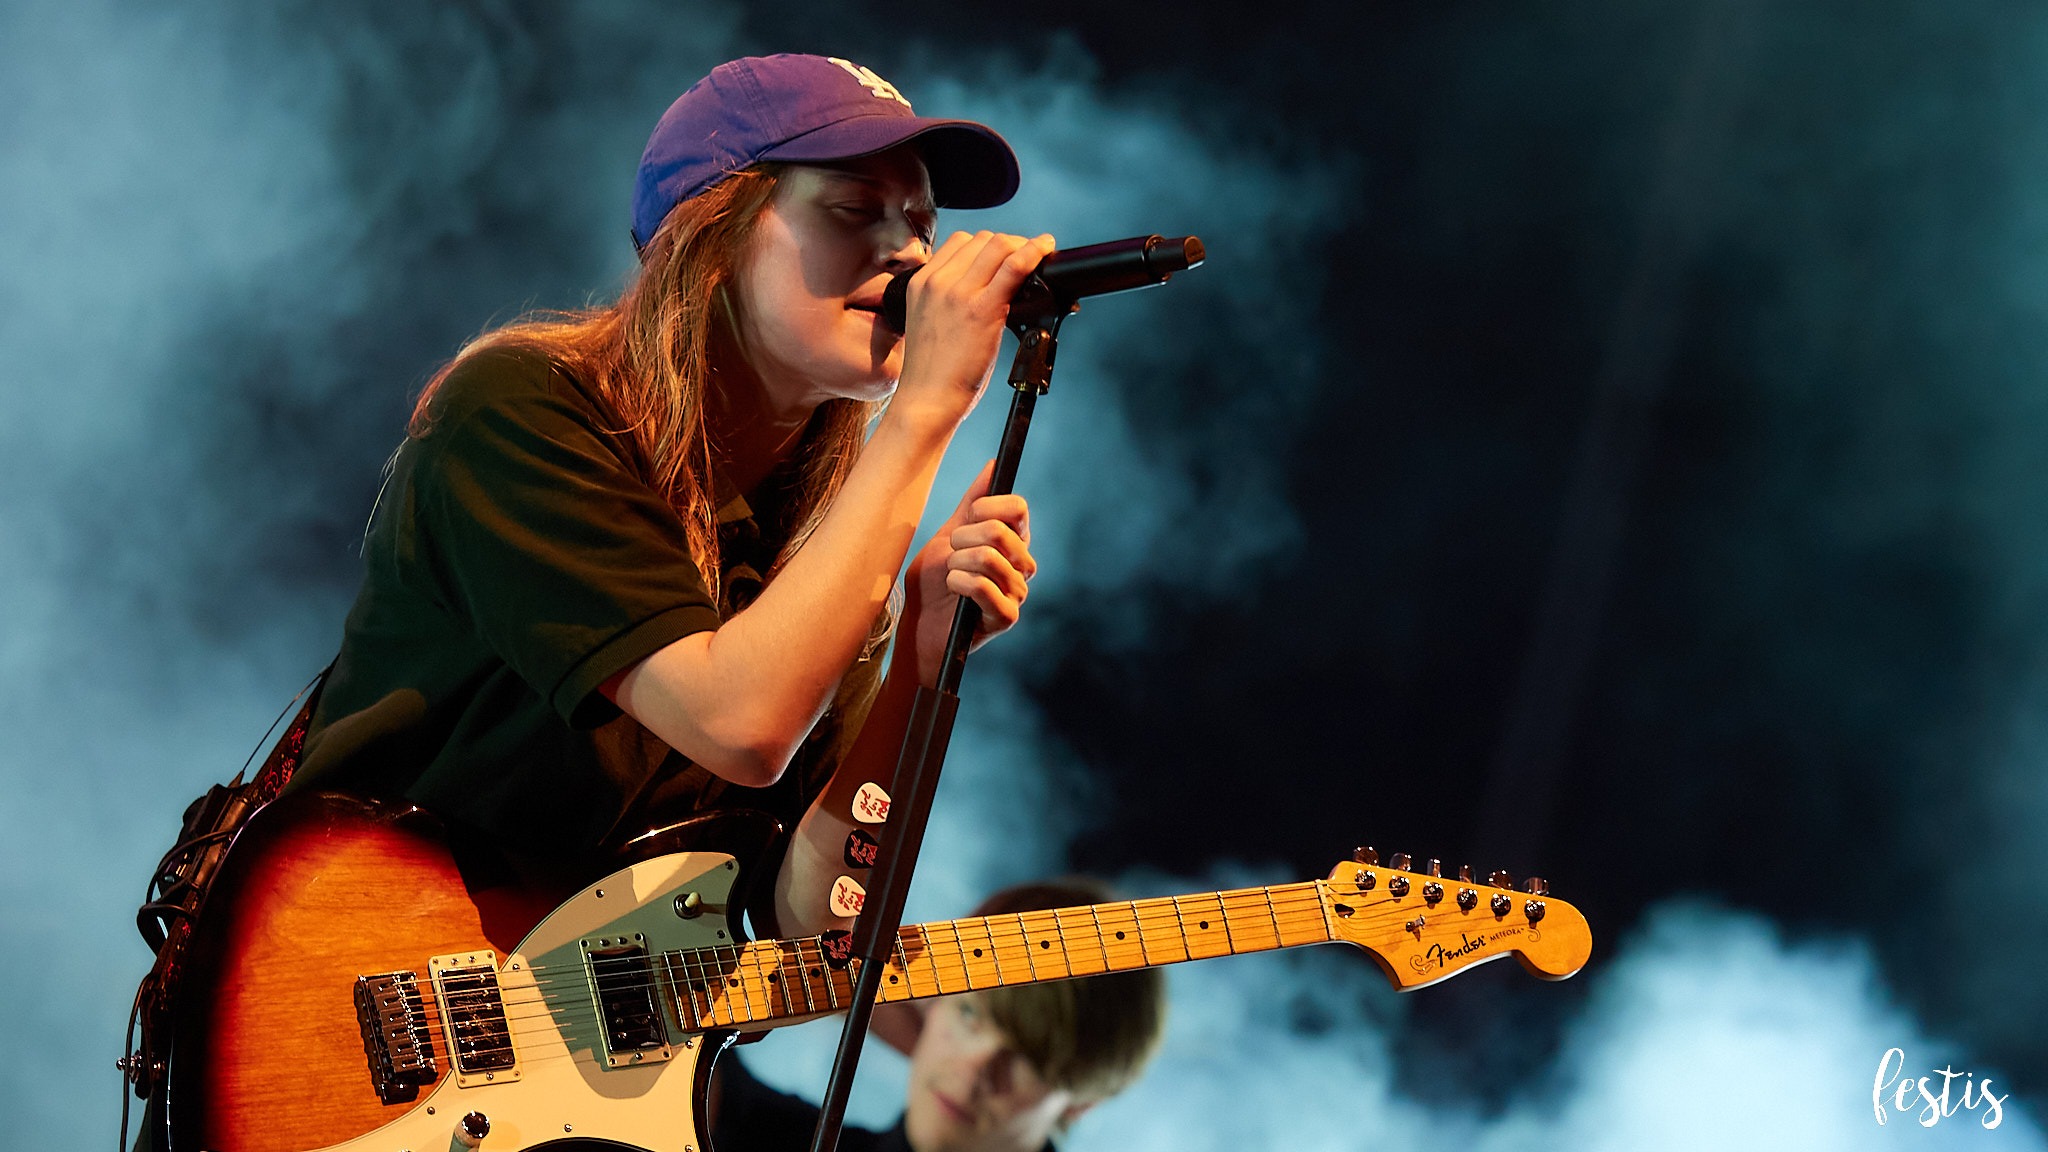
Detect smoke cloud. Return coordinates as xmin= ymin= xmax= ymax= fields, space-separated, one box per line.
xmin=1 ymin=2 xmax=2041 ymax=1150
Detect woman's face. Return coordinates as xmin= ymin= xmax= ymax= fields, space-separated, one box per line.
xmin=732 ymin=148 xmax=936 ymax=414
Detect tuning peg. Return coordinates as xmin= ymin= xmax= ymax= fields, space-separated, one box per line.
xmin=1488 ymin=870 xmax=1514 ymax=890
xmin=1457 ymin=864 xmax=1473 ymax=883
xmin=1389 ymin=852 xmax=1412 ymax=871
xmin=1352 ymin=846 xmax=1379 ymax=866
xmin=1425 ymin=858 xmax=1442 ymax=877
xmin=1521 ymin=876 xmax=1548 ymax=896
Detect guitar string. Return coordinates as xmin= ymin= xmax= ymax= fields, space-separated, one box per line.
xmin=407 ymin=910 xmax=1360 ymax=1057
xmin=345 ymin=879 xmax=1552 ymax=1078
xmin=407 ymin=894 xmax=1537 ymax=1038
xmin=404 ymin=892 xmax=1361 ymax=1037
xmin=498 ymin=883 xmax=1341 ymax=984
xmin=467 ymin=886 xmax=1514 ymax=1012
xmin=489 ymin=887 xmax=1346 ymax=998
xmin=377 ymin=899 xmax=1538 ymax=1075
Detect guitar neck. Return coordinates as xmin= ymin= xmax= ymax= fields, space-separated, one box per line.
xmin=664 ymin=881 xmax=1334 ymax=1031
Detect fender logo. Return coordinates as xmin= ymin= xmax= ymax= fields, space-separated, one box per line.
xmin=1408 ymin=926 xmax=1529 ymax=974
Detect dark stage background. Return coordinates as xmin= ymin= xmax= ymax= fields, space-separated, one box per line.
xmin=3 ymin=1 xmax=2043 ymax=1147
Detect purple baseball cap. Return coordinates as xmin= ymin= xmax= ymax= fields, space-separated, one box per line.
xmin=631 ymin=54 xmax=1021 ymax=250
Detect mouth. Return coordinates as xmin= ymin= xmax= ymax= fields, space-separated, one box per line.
xmin=930 ymin=1090 xmax=973 ymax=1124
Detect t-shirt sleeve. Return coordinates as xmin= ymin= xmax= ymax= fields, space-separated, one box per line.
xmin=400 ymin=350 xmax=724 ymax=727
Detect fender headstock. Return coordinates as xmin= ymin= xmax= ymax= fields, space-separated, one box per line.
xmin=1319 ymin=850 xmax=1591 ymax=989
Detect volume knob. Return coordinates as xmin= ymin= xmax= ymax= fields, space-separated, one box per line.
xmin=456 ymin=1112 xmax=491 ymax=1149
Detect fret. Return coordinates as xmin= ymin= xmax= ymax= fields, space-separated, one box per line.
xmin=1219 ymin=887 xmax=1282 ymax=953
xmin=689 ymin=946 xmax=732 ymax=1028
xmin=896 ymin=928 xmax=943 ymax=1001
xmin=770 ymin=943 xmax=797 ymax=1016
xmin=1015 ymin=910 xmax=1074 ymax=982
xmin=1094 ymin=901 xmax=1145 ymax=969
xmin=1176 ymin=892 xmax=1233 ymax=960
xmin=989 ymin=913 xmax=1034 ymax=983
xmin=661 ymin=951 xmax=698 ymax=1031
xmin=940 ymin=919 xmax=976 ymax=994
xmin=875 ymin=935 xmax=914 ymax=1004
xmin=1054 ymin=906 xmax=1109 ymax=976
xmin=952 ymin=916 xmax=1002 ymax=989
xmin=787 ymin=940 xmax=816 ymax=1014
xmin=1133 ymin=897 xmax=1191 ymax=966
xmin=805 ymin=940 xmax=842 ymax=1010
xmin=1269 ymin=882 xmax=1331 ymax=948
xmin=671 ymin=947 xmax=704 ymax=1024
xmin=835 ymin=950 xmax=857 ymax=1007
xmin=729 ymin=943 xmax=762 ymax=1025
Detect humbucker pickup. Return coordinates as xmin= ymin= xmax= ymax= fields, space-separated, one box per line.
xmin=427 ymin=951 xmax=519 ymax=1085
xmin=581 ymin=933 xmax=674 ymax=1068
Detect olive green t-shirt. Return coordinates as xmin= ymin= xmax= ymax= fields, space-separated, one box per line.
xmin=298 ymin=347 xmax=859 ymax=881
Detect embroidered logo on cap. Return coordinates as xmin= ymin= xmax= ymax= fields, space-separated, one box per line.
xmin=829 ymin=57 xmax=912 ymax=110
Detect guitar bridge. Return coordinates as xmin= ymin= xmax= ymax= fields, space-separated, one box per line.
xmin=428 ymin=951 xmax=520 ymax=1086
xmin=353 ymin=971 xmax=437 ymax=1104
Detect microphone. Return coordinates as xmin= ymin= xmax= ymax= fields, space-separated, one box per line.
xmin=881 ymin=234 xmax=1205 ymax=334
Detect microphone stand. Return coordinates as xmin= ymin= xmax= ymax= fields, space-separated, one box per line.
xmin=806 ymin=300 xmax=1074 ymax=1152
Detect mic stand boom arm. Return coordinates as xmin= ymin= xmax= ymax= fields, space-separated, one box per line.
xmin=806 ymin=301 xmax=1073 ymax=1152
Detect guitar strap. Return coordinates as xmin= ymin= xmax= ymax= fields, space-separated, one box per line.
xmin=121 ymin=667 xmax=329 ymax=1149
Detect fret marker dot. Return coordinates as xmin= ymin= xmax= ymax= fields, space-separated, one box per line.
xmin=973 ymin=948 xmax=983 ymax=957
xmin=1040 ymin=940 xmax=1051 ymax=949
xmin=1116 ymin=931 xmax=1126 ymax=939
xmin=889 ymin=974 xmax=899 ymax=984
xmin=1199 ymin=920 xmax=1210 ymax=930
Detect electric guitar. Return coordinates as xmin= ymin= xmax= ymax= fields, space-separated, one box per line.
xmin=165 ymin=791 xmax=1591 ymax=1151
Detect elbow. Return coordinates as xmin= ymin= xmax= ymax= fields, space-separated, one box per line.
xmin=698 ymin=740 xmax=794 ymax=789
xmin=688 ymin=711 xmax=807 ymax=789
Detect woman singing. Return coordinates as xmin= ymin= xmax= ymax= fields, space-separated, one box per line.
xmin=293 ymin=53 xmax=1051 ymax=939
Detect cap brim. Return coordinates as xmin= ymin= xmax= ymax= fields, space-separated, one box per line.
xmin=758 ymin=115 xmax=1020 ymax=209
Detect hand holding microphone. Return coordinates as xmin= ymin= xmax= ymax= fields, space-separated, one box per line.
xmin=882 ymin=233 xmax=1205 ymax=334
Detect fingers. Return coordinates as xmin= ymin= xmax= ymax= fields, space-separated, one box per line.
xmin=917 ymin=230 xmax=1055 ymax=316
xmin=955 ymin=493 xmax=1029 ymax=546
xmin=949 ymin=520 xmax=1034 ymax=582
xmin=946 ymin=568 xmax=1023 ymax=631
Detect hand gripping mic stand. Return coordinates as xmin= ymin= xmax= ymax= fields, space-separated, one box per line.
xmin=807 ymin=237 xmax=1203 ymax=1152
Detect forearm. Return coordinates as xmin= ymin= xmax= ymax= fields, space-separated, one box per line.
xmin=614 ymin=407 xmax=955 ymax=783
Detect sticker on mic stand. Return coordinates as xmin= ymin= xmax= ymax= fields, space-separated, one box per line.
xmin=830 ymin=874 xmax=868 ymax=918
xmin=844 ymin=828 xmax=880 ymax=869
xmin=851 ymin=781 xmax=892 ymax=824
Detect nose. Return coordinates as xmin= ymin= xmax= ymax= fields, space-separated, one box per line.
xmin=961 ymin=1042 xmax=1017 ymax=1099
xmin=880 ymin=226 xmax=929 ymax=275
